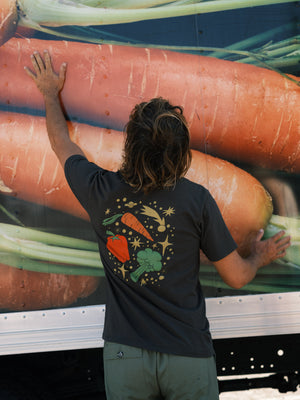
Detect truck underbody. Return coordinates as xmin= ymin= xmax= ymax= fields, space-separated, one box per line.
xmin=0 ymin=293 xmax=299 ymax=399
xmin=0 ymin=334 xmax=299 ymax=399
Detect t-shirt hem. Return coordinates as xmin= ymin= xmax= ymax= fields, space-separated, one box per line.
xmin=103 ymin=334 xmax=215 ymax=358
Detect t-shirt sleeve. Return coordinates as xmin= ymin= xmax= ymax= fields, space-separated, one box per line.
xmin=200 ymin=191 xmax=237 ymax=262
xmin=64 ymin=154 xmax=103 ymax=212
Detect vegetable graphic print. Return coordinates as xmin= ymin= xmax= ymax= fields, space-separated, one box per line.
xmin=106 ymin=231 xmax=130 ymax=263
xmin=131 ymin=248 xmax=162 ymax=283
xmin=102 ymin=198 xmax=175 ymax=286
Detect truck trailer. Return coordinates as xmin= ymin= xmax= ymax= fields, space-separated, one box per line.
xmin=0 ymin=1 xmax=299 ymax=398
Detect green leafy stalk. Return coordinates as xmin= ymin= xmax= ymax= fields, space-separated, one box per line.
xmin=200 ymin=263 xmax=300 ymax=275
xmin=235 ymin=42 xmax=299 ymax=64
xmin=208 ymin=23 xmax=296 ymax=58
xmin=200 ymin=278 xmax=296 ymax=293
xmin=17 ymin=0 xmax=298 ymax=28
xmin=264 ymin=215 xmax=300 ymax=270
xmin=0 ymin=253 xmax=104 ymax=276
xmin=0 ymin=223 xmax=98 ymax=250
xmin=0 ymin=223 xmax=103 ymax=276
xmin=1 ymin=213 xmax=299 ymax=282
xmin=0 ymin=205 xmax=25 ymax=227
xmin=77 ymin=0 xmax=174 ymax=8
xmin=0 ymin=235 xmax=100 ymax=266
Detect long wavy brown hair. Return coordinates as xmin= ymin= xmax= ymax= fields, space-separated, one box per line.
xmin=120 ymin=97 xmax=192 ymax=194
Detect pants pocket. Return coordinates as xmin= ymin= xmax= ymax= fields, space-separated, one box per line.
xmin=104 ymin=341 xmax=143 ymax=361
xmin=103 ymin=342 xmax=145 ymax=400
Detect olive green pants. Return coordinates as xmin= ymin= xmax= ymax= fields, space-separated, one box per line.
xmin=103 ymin=341 xmax=219 ymax=400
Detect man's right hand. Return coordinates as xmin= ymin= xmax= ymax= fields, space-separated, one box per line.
xmin=213 ymin=229 xmax=291 ymax=289
xmin=249 ymin=229 xmax=291 ymax=267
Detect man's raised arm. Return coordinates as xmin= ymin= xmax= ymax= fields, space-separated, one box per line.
xmin=24 ymin=50 xmax=85 ymax=167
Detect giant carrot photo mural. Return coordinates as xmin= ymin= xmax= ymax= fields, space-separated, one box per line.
xmin=0 ymin=0 xmax=299 ymax=311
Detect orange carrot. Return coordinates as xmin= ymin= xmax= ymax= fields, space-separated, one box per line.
xmin=0 ymin=38 xmax=299 ymax=171
xmin=0 ymin=110 xmax=272 ymax=256
xmin=185 ymin=151 xmax=273 ymax=256
xmin=0 ymin=0 xmax=18 ymax=46
xmin=121 ymin=212 xmax=154 ymax=241
xmin=15 ymin=25 xmax=35 ymax=40
xmin=0 ymin=111 xmax=123 ymax=219
xmin=0 ymin=263 xmax=99 ymax=311
xmin=0 ymin=0 xmax=35 ymax=45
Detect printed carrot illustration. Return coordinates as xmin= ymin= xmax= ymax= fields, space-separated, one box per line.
xmin=102 ymin=212 xmax=153 ymax=241
xmin=0 ymin=38 xmax=299 ymax=171
xmin=121 ymin=212 xmax=154 ymax=241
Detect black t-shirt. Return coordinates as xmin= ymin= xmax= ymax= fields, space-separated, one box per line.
xmin=65 ymin=155 xmax=237 ymax=357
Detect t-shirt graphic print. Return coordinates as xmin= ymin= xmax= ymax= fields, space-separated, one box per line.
xmin=102 ymin=198 xmax=175 ymax=286
xmin=65 ymin=155 xmax=237 ymax=356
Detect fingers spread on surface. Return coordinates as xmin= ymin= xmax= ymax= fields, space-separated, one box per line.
xmin=32 ymin=51 xmax=45 ymax=73
xmin=44 ymin=50 xmax=53 ymax=71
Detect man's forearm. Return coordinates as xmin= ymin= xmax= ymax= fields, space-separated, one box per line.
xmin=44 ymin=94 xmax=84 ymax=166
xmin=214 ymin=230 xmax=290 ymax=289
xmin=44 ymin=94 xmax=69 ymax=149
xmin=214 ymin=250 xmax=260 ymax=289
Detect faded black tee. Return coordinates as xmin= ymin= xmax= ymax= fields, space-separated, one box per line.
xmin=65 ymin=154 xmax=237 ymax=357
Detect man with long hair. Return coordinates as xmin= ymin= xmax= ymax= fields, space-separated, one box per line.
xmin=25 ymin=51 xmax=290 ymax=400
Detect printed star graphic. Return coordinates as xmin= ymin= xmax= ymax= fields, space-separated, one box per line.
xmin=159 ymin=235 xmax=173 ymax=256
xmin=119 ymin=264 xmax=127 ymax=279
xmin=105 ymin=208 xmax=111 ymax=215
xmin=131 ymin=238 xmax=142 ymax=250
xmin=163 ymin=207 xmax=175 ymax=217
